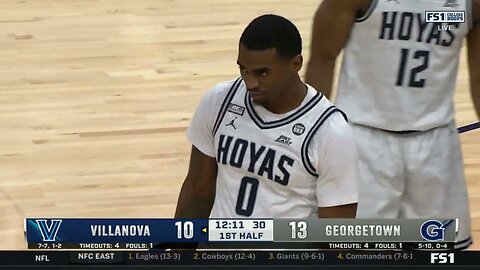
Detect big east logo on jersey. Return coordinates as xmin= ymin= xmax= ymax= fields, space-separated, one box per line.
xmin=217 ymin=134 xmax=294 ymax=186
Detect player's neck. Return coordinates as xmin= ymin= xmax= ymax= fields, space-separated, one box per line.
xmin=263 ymin=78 xmax=307 ymax=114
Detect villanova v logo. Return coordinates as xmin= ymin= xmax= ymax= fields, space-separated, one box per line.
xmin=36 ymin=219 xmax=62 ymax=241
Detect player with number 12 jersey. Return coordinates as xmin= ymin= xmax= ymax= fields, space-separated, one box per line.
xmin=306 ymin=0 xmax=479 ymax=249
xmin=336 ymin=0 xmax=472 ymax=130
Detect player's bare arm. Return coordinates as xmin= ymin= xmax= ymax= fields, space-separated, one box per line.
xmin=318 ymin=203 xmax=358 ymax=218
xmin=305 ymin=0 xmax=371 ymax=98
xmin=174 ymin=146 xmax=217 ymax=218
xmin=468 ymin=0 xmax=480 ymax=118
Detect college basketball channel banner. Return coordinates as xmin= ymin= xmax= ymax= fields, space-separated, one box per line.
xmin=25 ymin=218 xmax=456 ymax=245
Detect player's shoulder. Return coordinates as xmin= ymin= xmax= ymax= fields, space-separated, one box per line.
xmin=312 ymin=92 xmax=352 ymax=138
xmin=320 ymin=108 xmax=350 ymax=132
xmin=196 ymin=77 xmax=244 ymax=112
xmin=305 ymin=84 xmax=346 ymax=122
xmin=311 ymin=110 xmax=355 ymax=153
xmin=197 ymin=78 xmax=244 ymax=115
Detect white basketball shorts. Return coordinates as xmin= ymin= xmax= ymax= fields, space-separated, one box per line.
xmin=353 ymin=121 xmax=472 ymax=249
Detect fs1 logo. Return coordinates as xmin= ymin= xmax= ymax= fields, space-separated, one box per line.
xmin=425 ymin=11 xmax=465 ymax=23
xmin=430 ymin=253 xmax=455 ymax=264
xmin=420 ymin=219 xmax=454 ymax=241
xmin=36 ymin=219 xmax=62 ymax=241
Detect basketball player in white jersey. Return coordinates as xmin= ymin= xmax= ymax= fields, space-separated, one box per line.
xmin=175 ymin=14 xmax=359 ymax=224
xmin=305 ymin=0 xmax=480 ymax=249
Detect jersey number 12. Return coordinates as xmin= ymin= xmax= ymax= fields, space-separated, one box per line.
xmin=395 ymin=48 xmax=430 ymax=88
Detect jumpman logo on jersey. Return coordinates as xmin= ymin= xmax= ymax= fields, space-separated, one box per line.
xmin=225 ymin=117 xmax=237 ymax=129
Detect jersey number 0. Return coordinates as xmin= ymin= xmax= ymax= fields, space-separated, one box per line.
xmin=235 ymin=177 xmax=259 ymax=216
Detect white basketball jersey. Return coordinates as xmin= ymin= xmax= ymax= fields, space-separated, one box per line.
xmin=336 ymin=0 xmax=472 ymax=131
xmin=209 ymin=78 xmax=347 ymax=218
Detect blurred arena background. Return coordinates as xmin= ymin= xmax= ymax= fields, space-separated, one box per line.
xmin=0 ymin=0 xmax=478 ymax=249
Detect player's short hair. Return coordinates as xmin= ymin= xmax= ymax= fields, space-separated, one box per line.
xmin=239 ymin=14 xmax=302 ymax=60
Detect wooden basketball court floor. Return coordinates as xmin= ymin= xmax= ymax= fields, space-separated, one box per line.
xmin=0 ymin=0 xmax=478 ymax=250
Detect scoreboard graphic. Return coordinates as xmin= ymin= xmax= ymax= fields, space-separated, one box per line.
xmin=25 ymin=218 xmax=457 ymax=250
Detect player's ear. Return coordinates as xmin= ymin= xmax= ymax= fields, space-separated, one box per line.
xmin=290 ymin=54 xmax=303 ymax=73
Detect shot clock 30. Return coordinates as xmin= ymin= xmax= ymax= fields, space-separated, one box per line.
xmin=208 ymin=219 xmax=273 ymax=241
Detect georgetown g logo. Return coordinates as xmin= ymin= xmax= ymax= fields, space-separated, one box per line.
xmin=36 ymin=219 xmax=62 ymax=241
xmin=420 ymin=219 xmax=454 ymax=241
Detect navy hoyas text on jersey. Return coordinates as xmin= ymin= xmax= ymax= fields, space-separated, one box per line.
xmin=217 ymin=134 xmax=294 ymax=186
xmin=379 ymin=12 xmax=459 ymax=46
